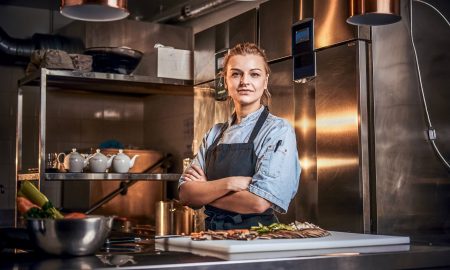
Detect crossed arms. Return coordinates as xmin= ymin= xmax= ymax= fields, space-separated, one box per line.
xmin=178 ymin=165 xmax=271 ymax=214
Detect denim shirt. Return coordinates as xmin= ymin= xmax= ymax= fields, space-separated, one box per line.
xmin=179 ymin=106 xmax=301 ymax=213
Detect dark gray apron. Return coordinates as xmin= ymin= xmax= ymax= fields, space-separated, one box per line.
xmin=204 ymin=107 xmax=278 ymax=230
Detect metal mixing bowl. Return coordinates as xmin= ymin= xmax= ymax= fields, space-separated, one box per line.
xmin=27 ymin=215 xmax=113 ymax=256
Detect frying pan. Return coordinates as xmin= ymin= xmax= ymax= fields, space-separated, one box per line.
xmin=84 ymin=47 xmax=143 ymax=75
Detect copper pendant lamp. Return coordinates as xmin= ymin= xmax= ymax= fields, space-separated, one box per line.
xmin=60 ymin=0 xmax=129 ymax=22
xmin=347 ymin=0 xmax=401 ymax=26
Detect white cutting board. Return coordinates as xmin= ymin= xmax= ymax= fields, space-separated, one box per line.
xmin=155 ymin=231 xmax=410 ymax=260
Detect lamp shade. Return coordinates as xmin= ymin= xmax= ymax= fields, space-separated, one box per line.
xmin=347 ymin=0 xmax=401 ymax=26
xmin=60 ymin=0 xmax=129 ymax=22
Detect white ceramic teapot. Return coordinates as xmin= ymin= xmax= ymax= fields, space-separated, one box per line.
xmin=89 ymin=149 xmax=116 ymax=173
xmin=112 ymin=149 xmax=139 ymax=173
xmin=58 ymin=148 xmax=89 ymax=172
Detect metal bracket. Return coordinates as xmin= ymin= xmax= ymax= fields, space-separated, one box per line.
xmin=428 ymin=128 xmax=437 ymax=140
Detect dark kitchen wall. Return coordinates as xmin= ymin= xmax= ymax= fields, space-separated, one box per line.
xmin=0 ymin=6 xmax=73 ymax=226
xmin=0 ymin=5 xmax=193 ymax=225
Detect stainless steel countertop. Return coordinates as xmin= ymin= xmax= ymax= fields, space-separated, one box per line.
xmin=1 ymin=243 xmax=450 ymax=270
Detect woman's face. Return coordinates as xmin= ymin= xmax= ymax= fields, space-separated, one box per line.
xmin=225 ymin=54 xmax=268 ymax=108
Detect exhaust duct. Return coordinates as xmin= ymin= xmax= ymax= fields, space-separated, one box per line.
xmin=0 ymin=27 xmax=84 ymax=66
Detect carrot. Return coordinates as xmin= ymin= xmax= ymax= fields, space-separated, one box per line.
xmin=64 ymin=212 xmax=87 ymax=219
xmin=17 ymin=196 xmax=40 ymax=215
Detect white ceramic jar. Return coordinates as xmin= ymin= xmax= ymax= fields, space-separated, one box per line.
xmin=89 ymin=149 xmax=115 ymax=173
xmin=58 ymin=148 xmax=88 ymax=173
xmin=112 ymin=149 xmax=139 ymax=173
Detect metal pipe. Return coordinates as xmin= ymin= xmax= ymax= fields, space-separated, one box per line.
xmin=153 ymin=0 xmax=235 ymax=23
xmin=0 ymin=28 xmax=34 ymax=57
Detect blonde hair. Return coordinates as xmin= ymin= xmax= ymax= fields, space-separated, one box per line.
xmin=221 ymin=42 xmax=271 ymax=107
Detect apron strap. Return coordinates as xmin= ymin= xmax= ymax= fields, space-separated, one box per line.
xmin=211 ymin=120 xmax=230 ymax=148
xmin=248 ymin=106 xmax=269 ymax=143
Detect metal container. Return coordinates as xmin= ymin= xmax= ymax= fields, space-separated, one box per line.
xmin=27 ymin=216 xmax=113 ymax=256
xmin=155 ymin=200 xmax=195 ymax=236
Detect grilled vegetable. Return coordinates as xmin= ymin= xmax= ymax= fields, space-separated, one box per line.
xmin=18 ymin=181 xmax=64 ymax=219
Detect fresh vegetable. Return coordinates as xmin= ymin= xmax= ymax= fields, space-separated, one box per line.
xmin=16 ymin=196 xmax=40 ymax=215
xmin=250 ymin=222 xmax=296 ymax=234
xmin=18 ymin=181 xmax=64 ymax=219
xmin=24 ymin=201 xmax=59 ymax=219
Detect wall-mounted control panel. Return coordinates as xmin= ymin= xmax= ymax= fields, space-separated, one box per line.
xmin=292 ymin=18 xmax=316 ymax=82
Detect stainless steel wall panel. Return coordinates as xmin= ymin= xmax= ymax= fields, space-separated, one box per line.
xmin=294 ymin=0 xmax=360 ymax=49
xmin=313 ymin=0 xmax=357 ymax=49
xmin=228 ymin=9 xmax=257 ymax=48
xmin=372 ymin=0 xmax=450 ymax=243
xmin=268 ymin=59 xmax=295 ymax=125
xmin=259 ymin=0 xmax=294 ymax=61
xmin=315 ymin=43 xmax=363 ymax=232
xmin=294 ymin=0 xmax=313 ymax=21
xmin=193 ymin=82 xmax=233 ymax=154
xmin=412 ymin=0 xmax=450 ymax=165
xmin=268 ymin=59 xmax=296 ymax=223
xmin=194 ymin=27 xmax=216 ymax=84
xmin=294 ymin=79 xmax=318 ymax=224
xmin=215 ymin=21 xmax=229 ymax=53
xmin=193 ymin=83 xmax=215 ymax=155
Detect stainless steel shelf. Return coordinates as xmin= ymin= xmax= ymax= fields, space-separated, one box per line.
xmin=18 ymin=69 xmax=193 ymax=96
xmin=44 ymin=173 xmax=181 ymax=181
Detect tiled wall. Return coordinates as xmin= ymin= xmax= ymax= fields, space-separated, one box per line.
xmin=144 ymin=95 xmax=194 ymax=199
xmin=48 ymin=91 xmax=145 ymax=211
xmin=46 ymin=91 xmax=144 ymax=153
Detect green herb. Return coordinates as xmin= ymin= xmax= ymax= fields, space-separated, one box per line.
xmin=250 ymin=222 xmax=296 ymax=234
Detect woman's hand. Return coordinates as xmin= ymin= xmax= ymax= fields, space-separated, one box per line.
xmin=183 ymin=164 xmax=207 ymax=182
xmin=226 ymin=176 xmax=252 ymax=192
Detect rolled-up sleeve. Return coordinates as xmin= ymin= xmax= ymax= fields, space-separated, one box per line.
xmin=248 ymin=122 xmax=301 ymax=213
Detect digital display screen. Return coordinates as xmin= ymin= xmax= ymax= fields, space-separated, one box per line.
xmin=295 ymin=28 xmax=310 ymax=44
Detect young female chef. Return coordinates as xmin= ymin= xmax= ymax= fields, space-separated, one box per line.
xmin=179 ymin=42 xmax=301 ymax=230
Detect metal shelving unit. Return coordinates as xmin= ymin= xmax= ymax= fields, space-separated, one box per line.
xmin=15 ymin=68 xmax=192 ymax=186
xmin=18 ymin=69 xmax=193 ymax=96
xmin=45 ymin=172 xmax=180 ymax=181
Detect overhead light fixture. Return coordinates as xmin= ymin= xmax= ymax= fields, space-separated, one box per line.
xmin=347 ymin=0 xmax=401 ymax=26
xmin=60 ymin=0 xmax=129 ymax=22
